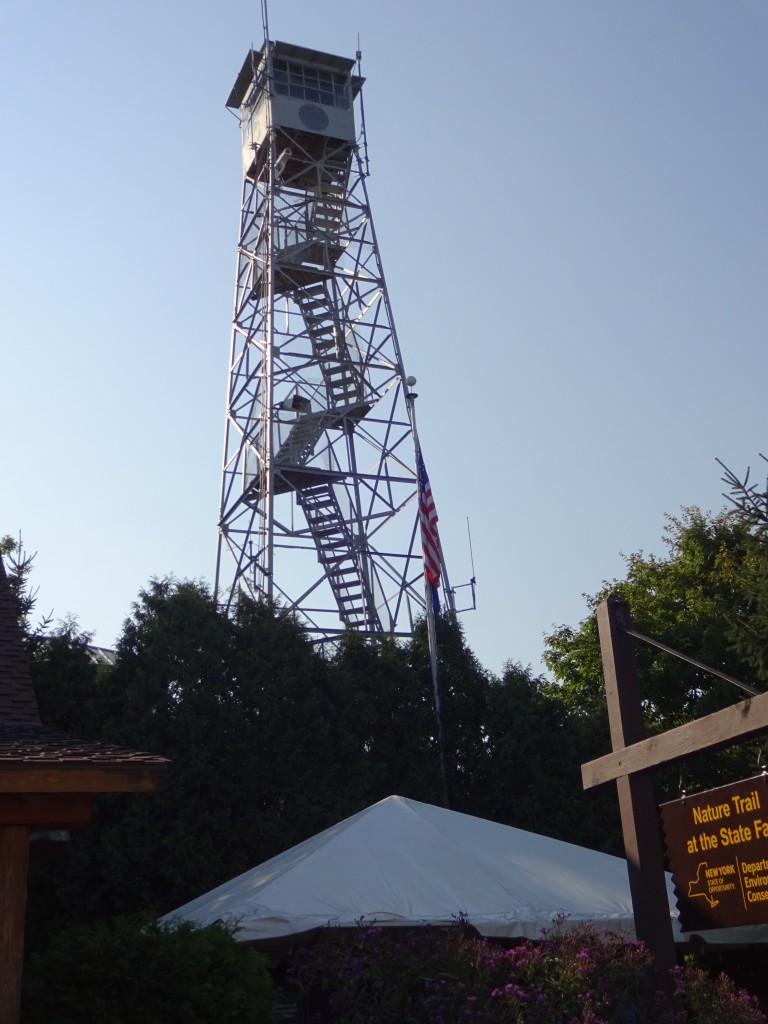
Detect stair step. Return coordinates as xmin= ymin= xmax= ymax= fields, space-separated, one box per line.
xmin=301 ymin=496 xmax=333 ymax=506
xmin=305 ymin=510 xmax=340 ymax=522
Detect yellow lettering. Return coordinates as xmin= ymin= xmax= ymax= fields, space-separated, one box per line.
xmin=720 ymin=824 xmax=752 ymax=846
xmin=693 ymin=802 xmax=731 ymax=824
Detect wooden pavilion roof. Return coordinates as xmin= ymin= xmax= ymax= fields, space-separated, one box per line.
xmin=0 ymin=556 xmax=168 ymax=791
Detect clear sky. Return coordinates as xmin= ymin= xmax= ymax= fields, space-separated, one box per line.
xmin=2 ymin=1 xmax=767 ymax=677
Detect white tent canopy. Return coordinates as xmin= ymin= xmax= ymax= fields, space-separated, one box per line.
xmin=163 ymin=795 xmax=687 ymax=943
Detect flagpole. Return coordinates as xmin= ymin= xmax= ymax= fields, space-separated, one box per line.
xmin=405 ymin=379 xmax=449 ymax=809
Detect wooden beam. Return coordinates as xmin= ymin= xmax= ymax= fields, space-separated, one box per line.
xmin=0 ymin=826 xmax=30 ymax=1024
xmin=0 ymin=767 xmax=165 ymax=794
xmin=582 ymin=688 xmax=768 ymax=790
xmin=597 ymin=596 xmax=677 ymax=989
xmin=0 ymin=793 xmax=91 ymax=827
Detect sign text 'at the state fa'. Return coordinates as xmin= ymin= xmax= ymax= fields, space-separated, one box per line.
xmin=662 ymin=776 xmax=768 ymax=931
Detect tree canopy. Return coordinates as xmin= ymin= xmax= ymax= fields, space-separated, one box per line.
xmin=543 ymin=507 xmax=767 ymax=810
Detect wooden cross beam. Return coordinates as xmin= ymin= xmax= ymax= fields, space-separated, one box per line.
xmin=582 ymin=690 xmax=768 ymax=790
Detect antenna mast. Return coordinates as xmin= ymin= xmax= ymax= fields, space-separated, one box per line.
xmin=356 ymin=38 xmax=370 ymax=177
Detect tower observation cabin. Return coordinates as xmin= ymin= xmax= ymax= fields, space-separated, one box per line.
xmin=215 ymin=40 xmax=451 ymax=639
xmin=230 ymin=43 xmax=361 ymax=174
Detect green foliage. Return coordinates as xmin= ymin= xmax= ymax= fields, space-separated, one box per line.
xmin=718 ymin=452 xmax=768 ymax=680
xmin=30 ymin=621 xmax=102 ymax=732
xmin=329 ymin=629 xmax=440 ymax=804
xmin=545 ymin=509 xmax=755 ymax=723
xmin=0 ymin=533 xmax=53 ymax=642
xmin=717 ymin=453 xmax=768 ymax=538
xmin=21 ymin=916 xmax=275 ymax=1024
xmin=289 ymin=920 xmax=765 ymax=1023
xmin=543 ymin=508 xmax=764 ymax=814
xmin=478 ymin=663 xmax=621 ymax=852
xmin=408 ymin=613 xmax=493 ymax=811
xmin=729 ymin=541 xmax=768 ymax=686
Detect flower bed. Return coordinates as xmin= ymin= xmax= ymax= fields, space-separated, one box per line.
xmin=288 ymin=918 xmax=765 ymax=1024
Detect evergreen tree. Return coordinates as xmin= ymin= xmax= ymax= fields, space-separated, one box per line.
xmin=480 ymin=662 xmax=622 ymax=853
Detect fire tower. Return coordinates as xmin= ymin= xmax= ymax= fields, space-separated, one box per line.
xmin=215 ymin=40 xmax=451 ymax=637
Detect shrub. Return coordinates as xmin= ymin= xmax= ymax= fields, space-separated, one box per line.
xmin=21 ymin=915 xmax=275 ymax=1024
xmin=675 ymin=965 xmax=765 ymax=1024
xmin=288 ymin=919 xmax=766 ymax=1024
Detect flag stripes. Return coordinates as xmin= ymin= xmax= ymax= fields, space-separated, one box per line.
xmin=416 ymin=448 xmax=442 ymax=600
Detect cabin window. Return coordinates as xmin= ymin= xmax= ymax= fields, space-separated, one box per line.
xmin=271 ymin=59 xmax=350 ymax=110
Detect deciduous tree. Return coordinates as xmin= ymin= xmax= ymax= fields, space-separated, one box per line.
xmin=543 ymin=508 xmax=763 ymax=836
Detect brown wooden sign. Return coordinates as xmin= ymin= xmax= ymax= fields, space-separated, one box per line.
xmin=661 ymin=775 xmax=768 ymax=930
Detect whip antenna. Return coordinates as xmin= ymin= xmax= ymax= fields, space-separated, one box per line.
xmin=356 ymin=37 xmax=371 ymax=177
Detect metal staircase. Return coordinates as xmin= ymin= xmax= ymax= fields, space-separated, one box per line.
xmin=309 ymin=176 xmax=346 ymax=243
xmin=268 ymin=170 xmax=373 ymax=619
xmin=274 ymin=410 xmax=332 ymax=468
xmin=294 ymin=281 xmax=364 ymax=410
xmin=297 ymin=483 xmax=381 ymax=631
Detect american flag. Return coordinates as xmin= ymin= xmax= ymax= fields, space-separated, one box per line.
xmin=416 ymin=448 xmax=442 ymax=609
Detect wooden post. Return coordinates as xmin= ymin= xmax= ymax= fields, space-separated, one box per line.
xmin=0 ymin=826 xmax=31 ymax=1024
xmin=597 ymin=595 xmax=677 ymax=988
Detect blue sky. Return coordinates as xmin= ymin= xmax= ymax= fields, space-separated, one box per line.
xmin=2 ymin=1 xmax=767 ymax=677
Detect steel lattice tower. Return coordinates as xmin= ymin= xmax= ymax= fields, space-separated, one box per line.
xmin=215 ymin=40 xmax=450 ymax=638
